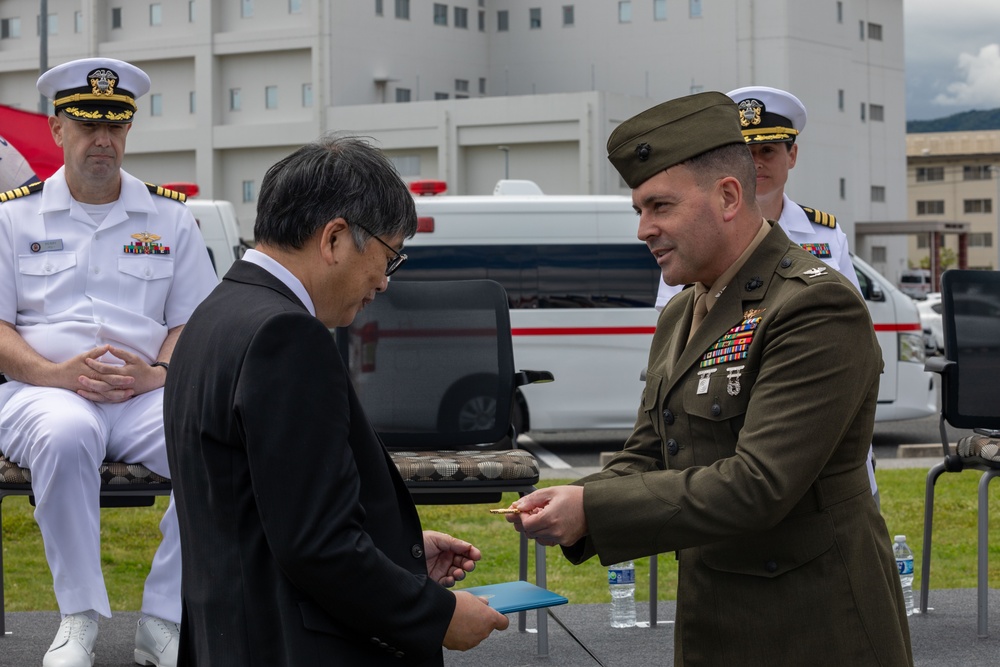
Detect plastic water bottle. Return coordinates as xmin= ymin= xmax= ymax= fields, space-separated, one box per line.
xmin=608 ymin=560 xmax=636 ymax=627
xmin=893 ymin=535 xmax=915 ymax=616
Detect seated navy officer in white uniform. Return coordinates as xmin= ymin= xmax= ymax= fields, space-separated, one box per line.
xmin=654 ymin=86 xmax=879 ymax=503
xmin=0 ymin=58 xmax=217 ymax=667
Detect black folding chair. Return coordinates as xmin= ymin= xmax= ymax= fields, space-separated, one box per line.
xmin=919 ymin=269 xmax=1000 ymax=638
xmin=338 ymin=279 xmax=555 ymax=654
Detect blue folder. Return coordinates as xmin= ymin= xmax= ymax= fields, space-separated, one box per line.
xmin=459 ymin=580 xmax=568 ymax=614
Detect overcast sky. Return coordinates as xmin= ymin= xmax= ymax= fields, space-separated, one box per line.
xmin=904 ymin=0 xmax=1000 ymax=120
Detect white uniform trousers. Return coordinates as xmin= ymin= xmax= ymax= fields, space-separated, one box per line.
xmin=0 ymin=383 xmax=180 ymax=622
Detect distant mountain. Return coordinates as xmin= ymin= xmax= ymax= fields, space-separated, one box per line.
xmin=907 ymin=108 xmax=1000 ymax=133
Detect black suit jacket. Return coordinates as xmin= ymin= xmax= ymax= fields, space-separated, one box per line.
xmin=164 ymin=260 xmax=455 ymax=666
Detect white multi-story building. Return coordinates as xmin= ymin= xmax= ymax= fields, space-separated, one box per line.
xmin=0 ymin=0 xmax=906 ymax=263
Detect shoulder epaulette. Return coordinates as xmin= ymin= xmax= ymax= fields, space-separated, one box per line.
xmin=0 ymin=181 xmax=44 ymax=204
xmin=145 ymin=183 xmax=187 ymax=203
xmin=799 ymin=205 xmax=836 ymax=229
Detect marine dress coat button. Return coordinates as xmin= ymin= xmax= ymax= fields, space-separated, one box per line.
xmin=663 ymin=408 xmax=675 ymax=425
xmin=666 ymin=439 xmax=679 ymax=456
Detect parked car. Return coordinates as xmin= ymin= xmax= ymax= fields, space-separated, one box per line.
xmin=899 ymin=269 xmax=933 ymax=298
xmin=915 ymin=292 xmax=943 ymax=355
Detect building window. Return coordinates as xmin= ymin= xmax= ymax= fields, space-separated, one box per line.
xmin=870 ymin=185 xmax=885 ymax=203
xmin=242 ymin=180 xmax=255 ymax=203
xmin=390 ymin=156 xmax=421 ymax=177
xmin=837 ymin=1 xmax=843 ymax=23
xmin=149 ymin=93 xmax=162 ymax=117
xmin=497 ymin=10 xmax=508 ymax=31
xmin=189 ymin=91 xmax=196 ymax=114
xmin=870 ymin=104 xmax=884 ymax=122
xmin=916 ymin=200 xmax=944 ymax=215
xmin=396 ymin=0 xmax=409 ymax=20
xmin=859 ymin=20 xmax=864 ymax=40
xmin=530 ymin=8 xmax=541 ymax=29
xmin=189 ymin=1 xmax=196 ymax=22
xmin=563 ymin=5 xmax=574 ymax=26
xmin=302 ymin=83 xmax=313 ymax=107
xmin=289 ymin=0 xmax=302 ymax=14
xmin=241 ymin=0 xmax=253 ymax=18
xmin=871 ymin=246 xmax=887 ymax=264
xmin=265 ymin=85 xmax=278 ymax=110
xmin=868 ymin=23 xmax=882 ymax=40
xmin=963 ymin=165 xmax=992 ymax=180
xmin=1 ymin=17 xmax=21 ymax=39
xmin=964 ymin=199 xmax=993 ymax=214
xmin=435 ymin=92 xmax=449 ymax=100
xmin=654 ymin=0 xmax=667 ymax=20
xmin=37 ymin=13 xmax=57 ymax=35
xmin=618 ymin=1 xmax=631 ymax=22
xmin=969 ymin=232 xmax=994 ymax=248
xmin=860 ymin=102 xmax=866 ymax=122
xmin=838 ymin=89 xmax=844 ymax=111
xmin=916 ymin=234 xmax=929 ymax=249
xmin=396 ymin=87 xmax=411 ymax=103
xmin=112 ymin=8 xmax=122 ymax=29
xmin=455 ymin=6 xmax=468 ymax=28
xmin=478 ymin=9 xmax=484 ymax=31
xmin=150 ymin=3 xmax=162 ymax=26
xmin=839 ymin=177 xmax=846 ymax=200
xmin=479 ymin=77 xmax=486 ymax=94
xmin=230 ymin=88 xmax=242 ymax=111
xmin=376 ymin=0 xmax=383 ymax=16
xmin=455 ymin=79 xmax=469 ymax=93
xmin=433 ymin=4 xmax=447 ymax=26
xmin=916 ymin=166 xmax=944 ymax=182
xmin=690 ymin=0 xmax=702 ymax=18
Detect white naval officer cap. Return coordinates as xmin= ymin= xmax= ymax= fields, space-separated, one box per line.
xmin=37 ymin=57 xmax=150 ymax=124
xmin=726 ymin=85 xmax=807 ymax=145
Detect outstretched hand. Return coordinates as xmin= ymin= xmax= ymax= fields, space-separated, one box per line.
xmin=506 ymin=485 xmax=588 ymax=547
xmin=423 ymin=530 xmax=481 ymax=587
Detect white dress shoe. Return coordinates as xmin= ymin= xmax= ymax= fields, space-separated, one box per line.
xmin=134 ymin=616 xmax=180 ymax=667
xmin=43 ymin=613 xmax=98 ymax=667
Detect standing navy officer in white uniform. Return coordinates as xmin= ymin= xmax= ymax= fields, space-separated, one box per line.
xmin=654 ymin=86 xmax=878 ymax=502
xmin=0 ymin=58 xmax=217 ymax=667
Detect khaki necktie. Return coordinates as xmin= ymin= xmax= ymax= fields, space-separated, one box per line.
xmin=687 ymin=290 xmax=709 ymax=344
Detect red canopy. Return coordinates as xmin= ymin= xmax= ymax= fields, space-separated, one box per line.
xmin=0 ymin=104 xmax=62 ymax=180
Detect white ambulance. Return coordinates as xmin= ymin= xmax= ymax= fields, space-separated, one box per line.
xmin=392 ymin=180 xmax=935 ymax=432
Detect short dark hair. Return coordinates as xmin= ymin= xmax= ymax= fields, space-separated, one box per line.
xmin=254 ymin=135 xmax=417 ymax=250
xmin=684 ymin=142 xmax=757 ymax=203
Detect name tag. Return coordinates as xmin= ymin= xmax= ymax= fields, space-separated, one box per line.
xmin=30 ymin=239 xmax=64 ymax=253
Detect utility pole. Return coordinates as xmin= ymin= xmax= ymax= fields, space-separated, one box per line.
xmin=38 ymin=0 xmax=48 ymax=114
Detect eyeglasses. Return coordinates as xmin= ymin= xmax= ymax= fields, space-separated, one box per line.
xmin=349 ymin=220 xmax=407 ymax=276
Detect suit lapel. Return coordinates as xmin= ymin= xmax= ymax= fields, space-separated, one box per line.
xmin=224 ymin=259 xmax=308 ymax=312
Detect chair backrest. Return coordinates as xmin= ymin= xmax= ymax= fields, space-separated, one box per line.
xmin=940 ymin=269 xmax=1000 ymax=429
xmin=340 ymin=279 xmax=516 ymax=449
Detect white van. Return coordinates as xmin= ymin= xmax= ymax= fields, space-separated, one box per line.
xmin=184 ymin=198 xmax=248 ymax=277
xmin=392 ymin=180 xmax=935 ymax=431
xmin=898 ymin=269 xmax=933 ymax=299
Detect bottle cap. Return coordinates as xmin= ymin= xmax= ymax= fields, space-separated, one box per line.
xmin=894 ymin=535 xmax=906 ymax=541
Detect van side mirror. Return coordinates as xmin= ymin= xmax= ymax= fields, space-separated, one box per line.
xmin=868 ymin=282 xmax=885 ymax=302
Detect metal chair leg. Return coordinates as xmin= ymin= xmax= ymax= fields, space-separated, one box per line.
xmin=977 ymin=469 xmax=1000 ymax=638
xmin=920 ymin=462 xmax=947 ymax=613
xmin=535 ymin=540 xmax=548 ymax=657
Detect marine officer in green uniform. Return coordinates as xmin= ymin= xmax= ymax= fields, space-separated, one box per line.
xmin=509 ymin=92 xmax=913 ymax=667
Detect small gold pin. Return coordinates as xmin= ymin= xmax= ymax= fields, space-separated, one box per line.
xmin=743 ymin=308 xmax=766 ymax=320
xmin=131 ymin=232 xmax=162 ymax=243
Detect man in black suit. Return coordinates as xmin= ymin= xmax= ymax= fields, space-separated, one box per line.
xmin=163 ymin=136 xmax=509 ymax=666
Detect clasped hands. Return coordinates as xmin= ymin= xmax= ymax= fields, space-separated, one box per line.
xmin=62 ymin=344 xmax=166 ymax=403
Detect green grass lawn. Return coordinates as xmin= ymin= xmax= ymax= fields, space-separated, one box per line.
xmin=2 ymin=468 xmax=998 ymax=611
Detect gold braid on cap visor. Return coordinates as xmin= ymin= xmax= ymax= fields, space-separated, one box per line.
xmin=53 ymin=92 xmax=137 ymax=111
xmin=742 ymin=126 xmax=798 ymax=142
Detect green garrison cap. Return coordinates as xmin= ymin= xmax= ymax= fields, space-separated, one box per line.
xmin=607 ymin=91 xmax=746 ymax=189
